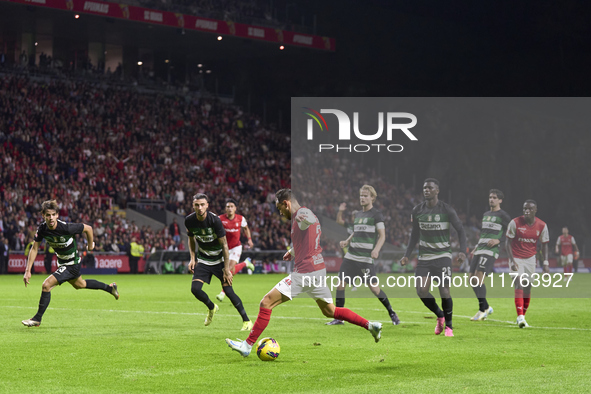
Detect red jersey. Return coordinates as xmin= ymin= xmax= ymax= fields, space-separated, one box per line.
xmin=506 ymin=216 xmax=549 ymax=259
xmin=219 ymin=214 xmax=247 ymax=249
xmin=291 ymin=207 xmax=325 ymax=273
xmin=557 ymin=234 xmax=576 ymax=256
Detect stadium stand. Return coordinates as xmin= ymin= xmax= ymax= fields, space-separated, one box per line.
xmin=0 ymin=71 xmax=290 ymax=256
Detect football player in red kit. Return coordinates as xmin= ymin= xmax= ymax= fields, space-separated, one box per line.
xmin=216 ymin=199 xmax=255 ymax=310
xmin=225 ymin=189 xmax=383 ymax=358
xmin=555 ymin=226 xmax=579 ymax=277
xmin=506 ymin=200 xmax=549 ymax=328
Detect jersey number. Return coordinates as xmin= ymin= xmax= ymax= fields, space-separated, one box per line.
xmin=478 ymin=256 xmax=487 ymax=269
xmin=315 ymin=225 xmax=320 ymax=250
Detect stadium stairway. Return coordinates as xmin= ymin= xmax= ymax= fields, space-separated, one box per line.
xmin=106 ymin=205 xmax=127 ymax=219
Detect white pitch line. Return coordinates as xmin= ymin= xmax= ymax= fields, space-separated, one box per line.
xmin=3 ymin=305 xmax=590 ymax=331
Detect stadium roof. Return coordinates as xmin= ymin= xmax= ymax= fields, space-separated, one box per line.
xmin=1 ymin=0 xmax=334 ymax=58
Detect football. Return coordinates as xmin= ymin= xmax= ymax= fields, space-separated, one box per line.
xmin=256 ymin=337 xmax=280 ymax=361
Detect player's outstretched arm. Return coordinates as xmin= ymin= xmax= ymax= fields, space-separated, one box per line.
xmin=372 ymin=226 xmax=386 ymax=259
xmin=399 ymin=256 xmax=409 ymax=266
xmin=187 ymin=236 xmax=196 ymax=273
xmin=244 ymin=225 xmax=254 ymax=249
xmin=340 ymin=233 xmax=354 ymax=249
xmin=336 ymin=202 xmax=346 ymax=226
xmin=505 ymin=220 xmax=517 ymax=271
xmin=506 ymin=238 xmax=517 ymax=271
xmin=449 ymin=207 xmax=467 ymax=259
xmin=23 ymin=241 xmax=41 ymax=287
xmin=541 ymin=242 xmax=550 ymax=274
xmin=219 ymin=236 xmax=233 ymax=286
xmin=486 ymin=239 xmax=501 ymax=248
xmin=283 ymin=250 xmax=293 ymax=261
xmin=401 ymin=213 xmax=420 ymax=266
xmin=83 ymin=224 xmax=94 ymax=251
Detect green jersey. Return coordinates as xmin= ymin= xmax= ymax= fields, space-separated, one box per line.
xmin=34 ymin=220 xmax=84 ymax=266
xmin=185 ymin=211 xmax=226 ymax=265
xmin=405 ymin=200 xmax=467 ymax=261
xmin=344 ymin=207 xmax=385 ymax=264
xmin=473 ymin=209 xmax=511 ymax=259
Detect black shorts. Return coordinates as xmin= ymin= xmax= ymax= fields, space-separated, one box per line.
xmin=415 ymin=257 xmax=452 ymax=280
xmin=52 ymin=264 xmax=81 ymax=285
xmin=338 ymin=258 xmax=378 ymax=285
xmin=470 ymin=254 xmax=496 ymax=274
xmin=192 ymin=262 xmax=224 ymax=285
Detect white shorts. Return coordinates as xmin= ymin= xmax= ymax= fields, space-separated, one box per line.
xmin=228 ymin=245 xmax=243 ymax=263
xmin=514 ymin=256 xmax=536 ymax=276
xmin=560 ymin=254 xmax=573 ymax=266
xmin=274 ymin=269 xmax=333 ymax=303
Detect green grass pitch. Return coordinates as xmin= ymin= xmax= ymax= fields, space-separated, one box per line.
xmin=1 ymin=273 xmax=590 ymax=393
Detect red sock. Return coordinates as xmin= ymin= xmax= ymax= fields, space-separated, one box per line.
xmin=515 ymin=289 xmax=524 ymax=316
xmin=523 ymin=296 xmax=530 ymax=315
xmin=334 ymin=307 xmax=369 ymax=329
xmin=232 ymin=262 xmax=247 ymax=276
xmin=246 ymin=307 xmax=272 ymax=346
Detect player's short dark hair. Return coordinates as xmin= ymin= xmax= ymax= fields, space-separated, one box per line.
xmin=489 ymin=189 xmax=504 ymax=200
xmin=275 ymin=189 xmax=293 ymax=204
xmin=524 ymin=199 xmax=537 ymax=207
xmin=193 ymin=193 xmax=209 ymax=202
xmin=225 ymin=198 xmax=238 ymax=206
xmin=41 ymin=200 xmax=59 ymax=214
xmin=424 ymin=178 xmax=439 ymax=187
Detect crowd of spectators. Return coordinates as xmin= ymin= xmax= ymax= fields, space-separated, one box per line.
xmin=0 ymin=71 xmax=291 ymax=258
xmin=0 ymin=68 xmax=484 ymax=275
xmin=4 ymin=49 xmax=196 ymax=96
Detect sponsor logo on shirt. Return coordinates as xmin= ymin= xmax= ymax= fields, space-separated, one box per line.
xmin=312 ymin=254 xmax=324 ymax=265
xmin=420 ymin=223 xmax=442 ymax=230
xmin=518 ymin=238 xmax=537 ymax=243
xmin=196 ymin=235 xmax=216 ymax=243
